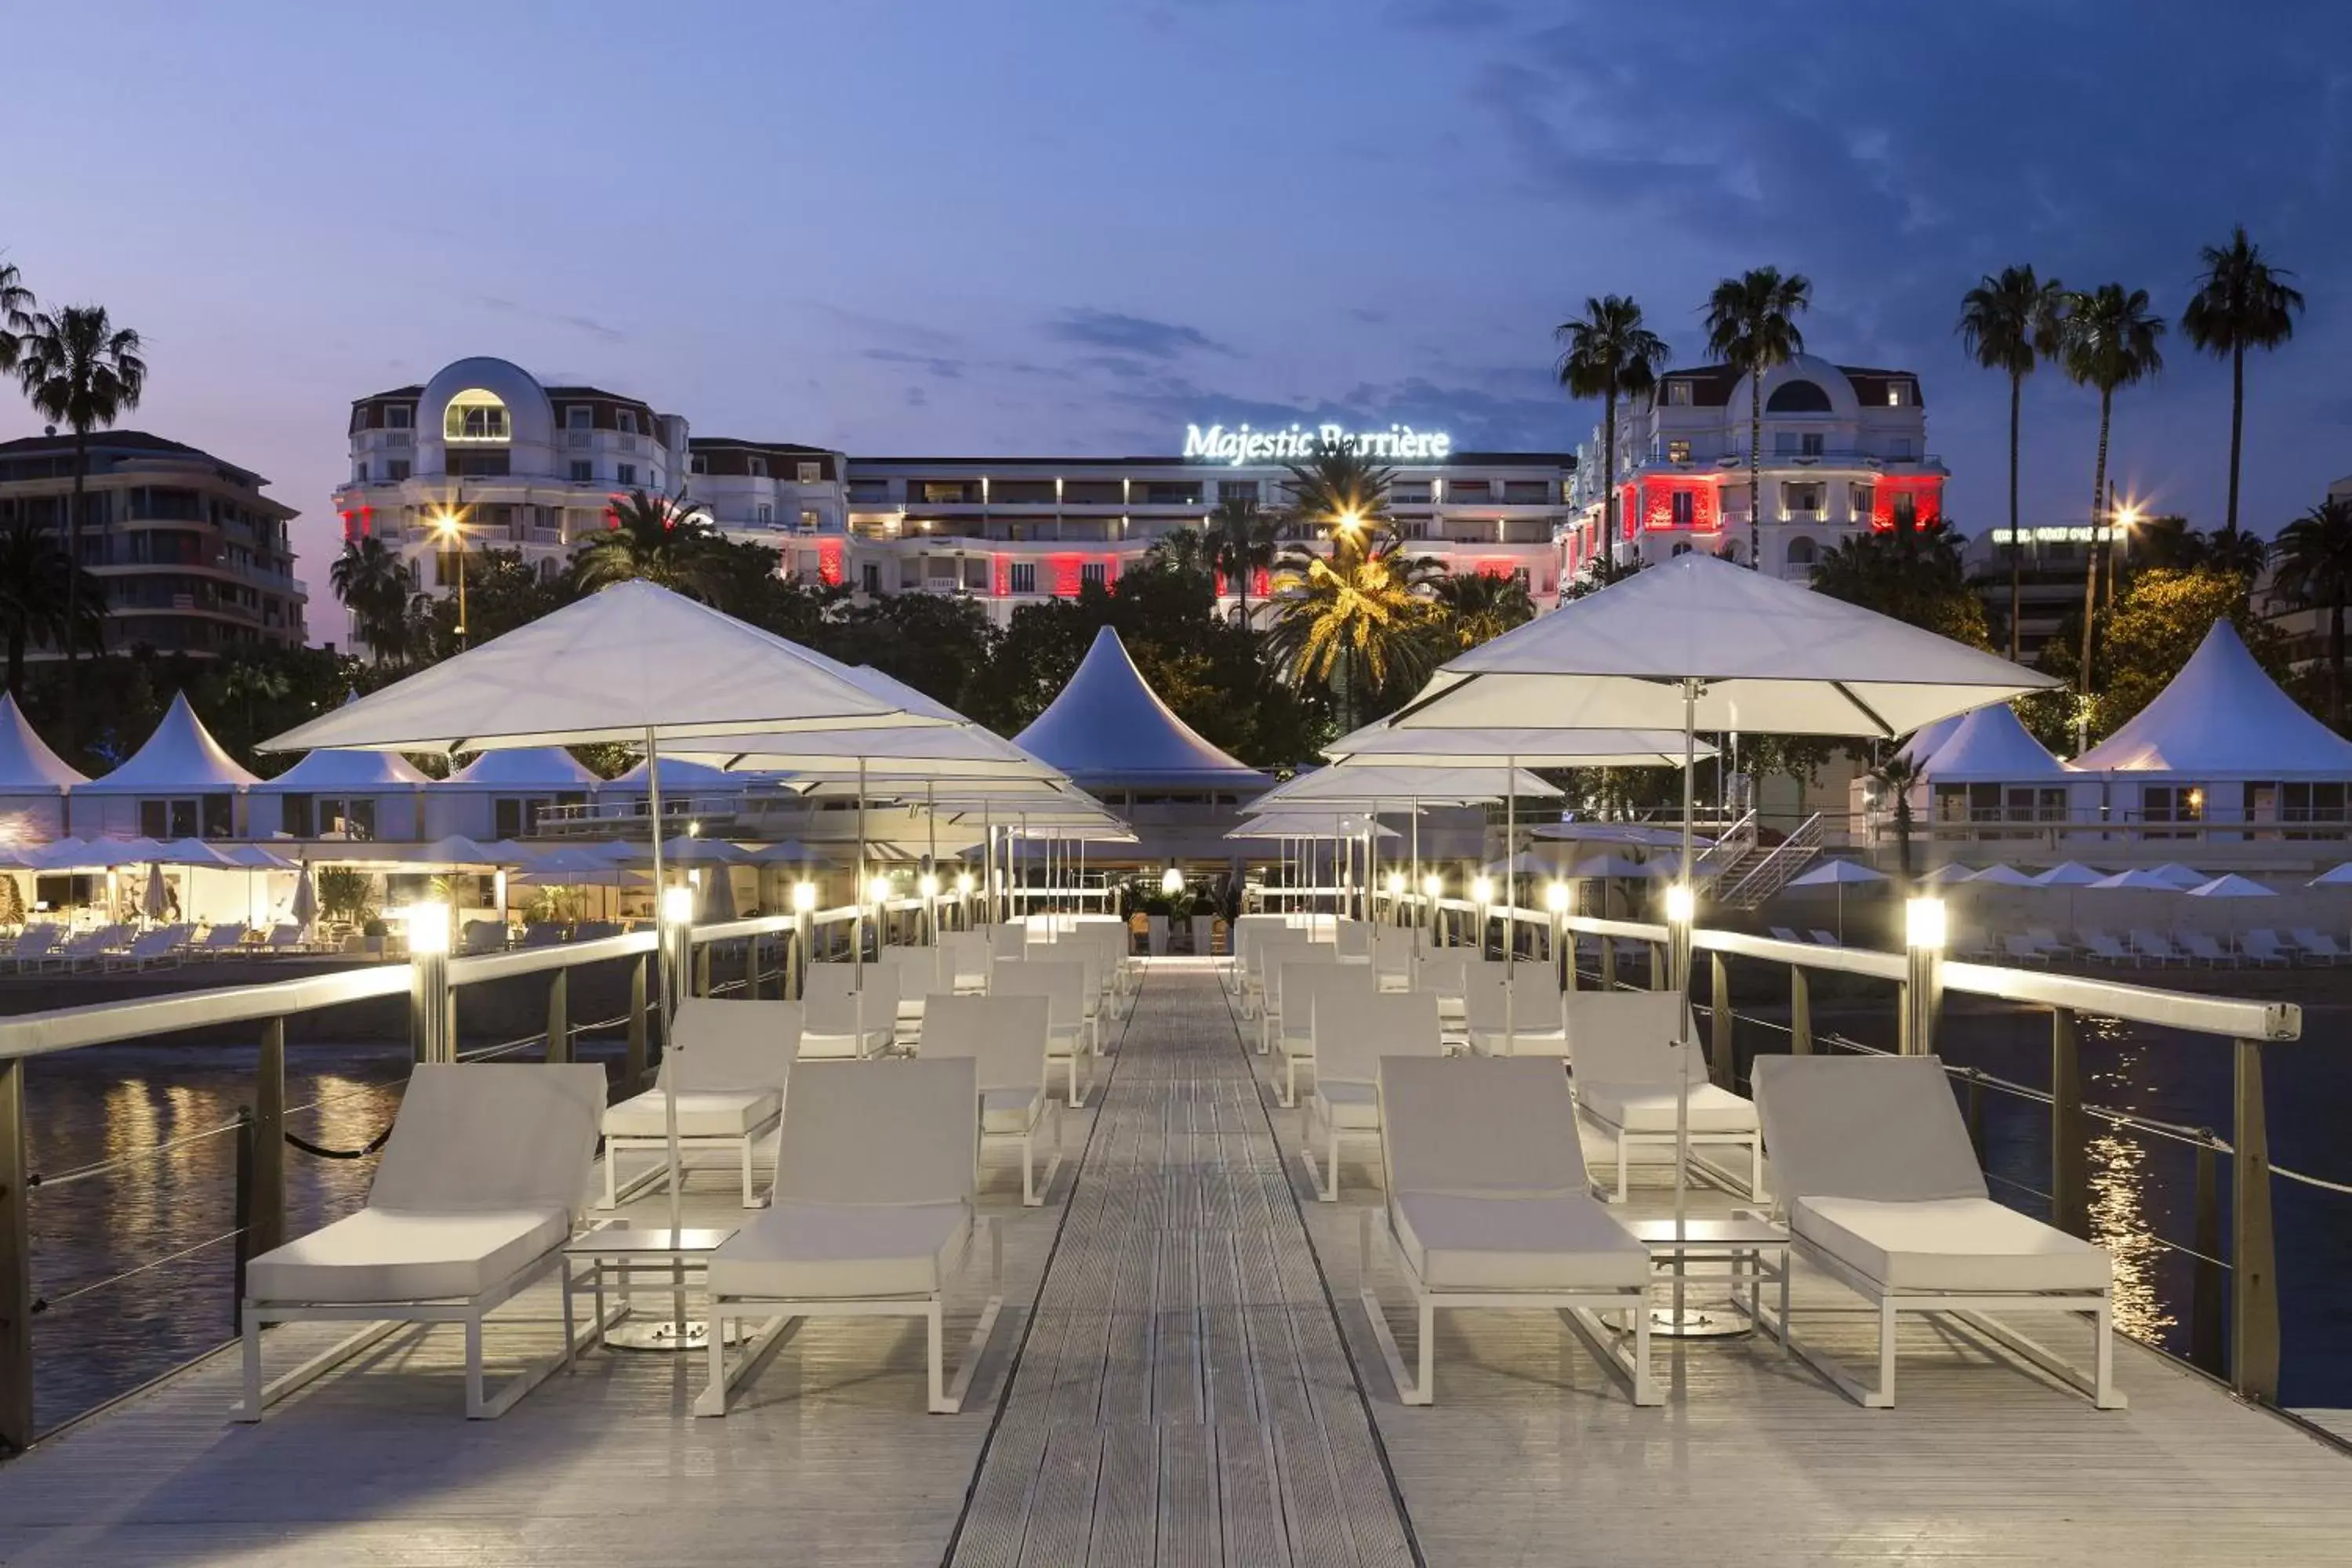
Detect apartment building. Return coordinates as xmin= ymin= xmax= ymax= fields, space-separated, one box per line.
xmin=0 ymin=430 xmax=307 ymax=657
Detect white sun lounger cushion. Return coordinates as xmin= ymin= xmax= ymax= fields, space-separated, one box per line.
xmin=982 ymin=1087 xmax=1046 ymax=1132
xmin=1561 ymin=990 xmax=1695 ymax=1071
xmin=1280 ymin=962 xmax=1376 ymax=1054
xmin=771 ymin=1058 xmax=978 ymax=1207
xmin=1752 ymin=1055 xmax=1987 ymax=1203
xmin=248 ymin=1208 xmax=571 ymax=1305
xmin=1316 ymin=991 xmax=1444 ymax=1087
xmin=1792 ymin=1196 xmax=2110 ymax=1293
xmin=706 ymin=1200 xmax=972 ymax=1300
xmin=368 ymin=1063 xmax=608 ymax=1215
xmin=1575 ymin=1081 xmax=1759 ymax=1133
xmin=921 ymin=993 xmax=1051 ymax=1095
xmin=1392 ymin=1192 xmax=1650 ymax=1290
xmin=602 ymin=1088 xmax=782 ymax=1138
xmin=664 ymin=996 xmax=801 ymax=1092
xmin=1312 ymin=1080 xmax=1381 ymax=1129
xmin=1380 ymin=1056 xmax=1590 ymax=1198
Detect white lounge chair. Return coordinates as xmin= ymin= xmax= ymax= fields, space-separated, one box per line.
xmin=1303 ymin=990 xmax=1443 ymax=1201
xmin=2176 ymin=931 xmax=2233 ymax=967
xmin=1258 ymin=941 xmax=1338 ymax=1057
xmin=879 ymin=946 xmax=943 ymax=1044
xmin=601 ymin=996 xmax=800 ymax=1209
xmin=1273 ymin=959 xmax=1377 ymax=1108
xmin=2078 ymin=929 xmax=2132 ymax=964
xmin=238 ymin=1062 xmax=607 ymax=1421
xmin=1463 ymin=959 xmax=1568 ymax=1057
xmin=2128 ymin=928 xmax=2184 ymax=965
xmin=989 ymin=956 xmax=1093 ymax=1106
xmin=800 ymin=960 xmax=898 ymax=1058
xmin=188 ymin=922 xmax=249 ymax=959
xmin=5 ymin=923 xmax=62 ymax=970
xmin=1363 ymin=1056 xmax=1657 ymax=1406
xmin=103 ymin=924 xmax=191 ymax=971
xmin=1370 ymin=926 xmax=1416 ymax=992
xmin=698 ymin=1058 xmax=1002 ymax=1416
xmin=1752 ymin=1054 xmax=2122 ymax=1410
xmin=940 ymin=931 xmax=992 ymax=993
xmin=1769 ymin=926 xmax=1805 ymax=945
xmin=46 ymin=924 xmax=127 ymax=971
xmin=2238 ymin=928 xmax=2294 ymax=967
xmin=2001 ymin=935 xmax=2053 ymax=967
xmin=1565 ymin=989 xmax=1762 ymax=1203
xmin=2290 ymin=927 xmax=2347 ymax=964
xmin=2024 ymin=924 xmax=2073 ymax=956
xmin=262 ymin=923 xmax=310 ymax=954
xmin=921 ymin=992 xmax=1059 ymax=1205
xmin=1808 ymin=930 xmax=1842 ymax=949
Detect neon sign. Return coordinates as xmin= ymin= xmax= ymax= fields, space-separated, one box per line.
xmin=1183 ymin=422 xmax=1454 ymax=466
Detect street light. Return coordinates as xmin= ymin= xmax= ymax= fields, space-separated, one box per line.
xmin=429 ymin=502 xmax=470 ymax=648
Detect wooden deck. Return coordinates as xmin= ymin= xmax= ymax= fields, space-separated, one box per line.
xmin=0 ymin=961 xmax=2347 ymax=1565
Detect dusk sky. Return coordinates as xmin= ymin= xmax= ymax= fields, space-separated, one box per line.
xmin=8 ymin=2 xmax=2351 ymax=641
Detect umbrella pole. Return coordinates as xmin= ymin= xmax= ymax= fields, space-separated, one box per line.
xmin=648 ymin=725 xmax=691 ymax=1339
xmin=927 ymin=782 xmax=937 ymax=946
xmin=855 ymin=757 xmax=867 ymax=981
xmin=1504 ymin=755 xmax=1517 ymax=1057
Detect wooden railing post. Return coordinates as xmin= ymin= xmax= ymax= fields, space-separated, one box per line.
xmin=0 ymin=1056 xmax=31 ymax=1451
xmin=2191 ymin=1135 xmax=2225 ymax=1377
xmin=2233 ymin=1038 xmax=2281 ymax=1403
xmin=1708 ymin=951 xmax=1733 ymax=1090
xmin=1599 ymin=935 xmax=1617 ymax=990
xmin=252 ymin=1017 xmax=285 ymax=1259
xmin=694 ymin=942 xmax=712 ymax=999
xmin=546 ymin=969 xmax=570 ymax=1063
xmin=2051 ymin=1006 xmax=2089 ymax=1240
xmin=1789 ymin=965 xmax=1812 ymax=1054
xmin=625 ymin=953 xmax=649 ymax=1093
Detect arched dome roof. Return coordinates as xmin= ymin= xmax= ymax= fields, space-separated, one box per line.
xmin=416 ymin=356 xmax=557 ymax=453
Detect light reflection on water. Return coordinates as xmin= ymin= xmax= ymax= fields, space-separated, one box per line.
xmin=2081 ymin=1016 xmax=2177 ymax=1342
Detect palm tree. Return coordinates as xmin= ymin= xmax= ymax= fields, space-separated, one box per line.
xmin=1867 ymin=753 xmax=1923 ymax=889
xmin=2059 ymin=285 xmax=2166 ymax=720
xmin=2183 ymin=226 xmax=2303 ymax=542
xmin=0 ymin=516 xmax=101 ymax=695
xmin=1265 ymin=522 xmax=1443 ymax=732
xmin=1143 ymin=524 xmax=1212 ymax=579
xmin=2272 ymin=497 xmax=2352 ymax=729
xmin=1428 ymin=568 xmax=1535 ymax=651
xmin=1958 ymin=265 xmax=2065 ymax=660
xmin=1704 ymin=267 xmax=1811 ymax=568
xmin=569 ymin=490 xmax=728 ymax=601
xmin=1556 ymin=296 xmax=1668 ymax=568
xmin=329 ymin=535 xmax=416 ymax=664
xmin=0 ymin=259 xmax=32 ymax=374
xmin=13 ymin=304 xmax=145 ymax=722
xmin=1206 ymin=495 xmax=1279 ymax=628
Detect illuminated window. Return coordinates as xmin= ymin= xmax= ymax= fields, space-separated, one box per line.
xmin=1009 ymin=562 xmax=1036 ymax=594
xmin=1849 ymin=483 xmax=1875 ymax=518
xmin=1666 ymin=381 xmax=1693 ymax=406
xmin=444 ymin=390 xmax=510 ymax=442
xmin=1666 ymin=439 xmax=1690 ymax=463
xmin=1781 ymin=481 xmax=1824 ymax=514
xmin=798 ymin=461 xmax=822 ymax=484
xmin=799 ymin=509 xmax=820 ymax=532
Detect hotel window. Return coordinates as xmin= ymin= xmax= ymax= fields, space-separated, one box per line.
xmin=1670 ymin=491 xmax=1695 ymax=526
xmin=690 ymin=455 xmax=708 ymax=475
xmin=1801 ymin=433 xmax=1824 ymax=457
xmin=1008 ymin=561 xmax=1036 ymax=594
xmin=800 ymin=509 xmax=820 ymax=532
xmin=749 ymin=456 xmax=768 ymax=477
xmin=860 ymin=562 xmax=880 ymax=595
xmin=1774 ymin=433 xmax=1797 ymax=456
xmin=1218 ymin=480 xmax=1260 ymax=503
xmin=617 ymin=410 xmax=637 ymax=435
xmin=1666 ymin=381 xmax=1693 ymax=405
xmin=1781 ymin=481 xmax=1824 ymax=514
xmin=386 ymin=405 xmax=412 ymax=430
xmin=354 ymin=461 xmax=369 ymax=483
xmin=443 ymin=390 xmax=510 ymax=442
xmin=1665 ymin=439 xmax=1691 ymax=463
xmin=1887 ymin=380 xmax=1911 ymax=406
xmin=387 ymin=459 xmax=410 ymax=481
xmin=617 ymin=463 xmax=637 ymax=487
xmin=566 ymin=406 xmax=591 ymax=430
xmin=756 ymin=503 xmax=772 ymax=525
xmin=1890 ymin=436 xmax=1916 ymax=459
xmin=798 ymin=461 xmax=822 ymax=484
xmin=1080 ymin=561 xmax=1107 ymax=588
xmin=568 ymin=460 xmax=593 ymax=483
xmin=920 ymin=481 xmax=970 ymax=504
xmin=1849 ymin=483 xmax=1875 ymax=518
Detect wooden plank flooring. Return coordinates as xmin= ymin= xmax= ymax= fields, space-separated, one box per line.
xmin=2 ymin=960 xmax=2347 ymax=1566
xmin=949 ymin=962 xmax=1415 ymax=1566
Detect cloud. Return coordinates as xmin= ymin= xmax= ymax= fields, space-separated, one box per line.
xmin=904 ymin=384 xmax=929 ymax=408
xmin=1045 ymin=307 xmax=1233 ymax=360
xmin=475 ymin=294 xmax=628 ymax=345
xmin=865 ymin=347 xmax=965 ymax=379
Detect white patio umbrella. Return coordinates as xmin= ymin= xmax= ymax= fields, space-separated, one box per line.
xmin=1967 ymin=862 xmax=2042 ymax=887
xmin=1918 ymin=862 xmax=1976 ymax=886
xmin=2147 ymin=862 xmax=2209 ymax=889
xmin=142 ymin=861 xmax=170 ymax=923
xmin=260 ymin=581 xmax=962 ymax=1351
xmin=1370 ymin=551 xmax=2056 ymax=1334
xmin=289 ymin=862 xmax=318 ymax=929
xmin=2184 ymin=873 xmax=2275 ymax=956
xmin=1786 ymin=857 xmax=1890 ymax=943
xmin=1535 ymin=821 xmax=1713 ymax=848
xmin=2089 ymin=868 xmax=2182 ymax=891
xmin=2308 ymin=862 xmax=2352 ymax=887
xmin=2032 ymin=860 xmax=2106 ymax=886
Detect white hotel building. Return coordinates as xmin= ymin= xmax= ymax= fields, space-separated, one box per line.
xmin=336 ymin=358 xmax=1570 ymax=625
xmin=1565 ymin=353 xmax=1947 ymax=581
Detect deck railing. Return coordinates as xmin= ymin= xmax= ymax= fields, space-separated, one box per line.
xmin=0 ymin=894 xmax=975 ymax=1450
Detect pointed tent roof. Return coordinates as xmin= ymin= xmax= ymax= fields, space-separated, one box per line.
xmin=256 ymin=746 xmax=431 ymax=792
xmin=0 ymin=691 xmax=85 ymax=791
xmin=2074 ymin=619 xmax=2352 ymax=777
xmin=608 ymin=754 xmax=742 ymax=791
xmin=1013 ymin=626 xmax=1269 ymax=789
xmin=81 ymin=692 xmax=260 ymax=793
xmin=1917 ymin=703 xmax=2067 ymax=781
xmin=445 ymin=746 xmax=599 ymax=788
xmin=1893 ymin=713 xmax=1964 ymax=769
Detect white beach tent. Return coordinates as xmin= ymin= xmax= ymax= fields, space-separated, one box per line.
xmin=260 ymin=580 xmax=966 ymax=1337
xmin=249 ymin=744 xmax=431 ymax=841
xmin=426 ymin=745 xmax=599 ymax=840
xmin=1014 ymin=626 xmax=1271 ymax=793
xmin=1369 ymin=552 xmax=2056 ymax=1325
xmin=75 ymin=692 xmax=260 ymax=839
xmin=1915 ymin=702 xmax=2070 ymax=781
xmin=0 ymin=691 xmax=85 ymax=842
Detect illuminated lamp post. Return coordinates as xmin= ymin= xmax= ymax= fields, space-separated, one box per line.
xmin=430 ymin=500 xmax=470 ymax=650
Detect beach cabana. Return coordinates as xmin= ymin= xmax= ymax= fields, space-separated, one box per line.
xmin=0 ymin=691 xmax=85 ymax=845
xmin=424 ymin=746 xmax=597 ymax=841
xmin=251 ymin=746 xmax=430 ymax=842
xmin=74 ymin=692 xmax=259 ymax=840
xmin=1915 ymin=702 xmax=2077 ymax=836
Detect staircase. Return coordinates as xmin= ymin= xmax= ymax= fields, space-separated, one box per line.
xmin=1690 ymin=811 xmax=1758 ymax=889
xmin=1718 ymin=812 xmax=1827 ymax=910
